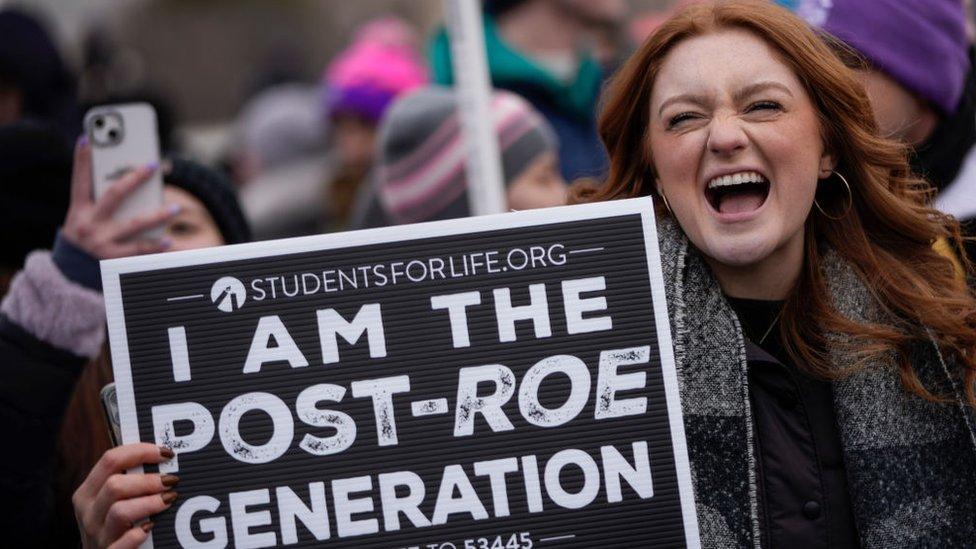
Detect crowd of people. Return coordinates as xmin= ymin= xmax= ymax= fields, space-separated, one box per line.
xmin=1 ymin=0 xmax=975 ymax=547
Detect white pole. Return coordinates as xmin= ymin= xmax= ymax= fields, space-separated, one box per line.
xmin=443 ymin=0 xmax=507 ymax=216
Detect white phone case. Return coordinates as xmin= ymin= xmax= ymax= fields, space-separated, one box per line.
xmin=84 ymin=103 xmax=163 ymax=234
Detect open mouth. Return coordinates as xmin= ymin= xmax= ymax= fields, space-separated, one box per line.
xmin=705 ymin=171 xmax=770 ymax=215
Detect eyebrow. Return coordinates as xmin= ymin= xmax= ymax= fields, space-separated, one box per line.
xmin=170 ymin=201 xmax=204 ymax=218
xmin=732 ymin=80 xmax=794 ymax=103
xmin=656 ymin=80 xmax=794 ymax=117
xmin=657 ymin=93 xmax=709 ymax=117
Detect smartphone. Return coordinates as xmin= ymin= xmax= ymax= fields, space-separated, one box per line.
xmin=84 ymin=103 xmax=163 ymax=236
xmin=99 ymin=382 xmax=122 ymax=447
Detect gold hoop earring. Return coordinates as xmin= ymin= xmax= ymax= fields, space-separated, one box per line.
xmin=814 ymin=171 xmax=853 ymax=221
xmin=657 ymin=189 xmax=673 ymax=215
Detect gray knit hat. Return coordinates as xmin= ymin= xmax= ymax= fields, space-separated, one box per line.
xmin=377 ymin=86 xmax=557 ymax=224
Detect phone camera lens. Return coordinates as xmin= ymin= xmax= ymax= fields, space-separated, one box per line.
xmin=108 ymin=129 xmax=118 ymax=141
xmin=94 ymin=117 xmax=104 ymax=128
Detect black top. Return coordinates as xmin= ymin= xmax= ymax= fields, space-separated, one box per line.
xmin=727 ymin=297 xmax=861 ymax=549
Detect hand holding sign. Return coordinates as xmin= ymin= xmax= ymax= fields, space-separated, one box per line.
xmin=73 ymin=444 xmax=179 ymax=548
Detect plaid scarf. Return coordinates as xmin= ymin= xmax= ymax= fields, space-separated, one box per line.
xmin=656 ymin=218 xmax=976 ymax=547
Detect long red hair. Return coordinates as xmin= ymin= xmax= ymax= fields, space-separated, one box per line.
xmin=572 ymin=0 xmax=976 ymax=404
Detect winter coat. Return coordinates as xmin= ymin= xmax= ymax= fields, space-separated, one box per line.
xmin=656 ymin=217 xmax=976 ymax=547
xmin=0 ymin=250 xmax=105 ymax=546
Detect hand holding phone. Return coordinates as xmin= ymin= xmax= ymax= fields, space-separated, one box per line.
xmin=61 ymin=104 xmax=180 ymax=260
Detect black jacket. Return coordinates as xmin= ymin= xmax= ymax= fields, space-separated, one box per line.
xmin=0 ymin=315 xmax=86 ymax=546
xmin=0 ymin=244 xmax=105 ymax=547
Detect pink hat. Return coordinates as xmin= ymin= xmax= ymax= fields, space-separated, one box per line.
xmin=322 ymin=17 xmax=428 ymax=123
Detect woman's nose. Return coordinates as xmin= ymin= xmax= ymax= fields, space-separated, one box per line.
xmin=706 ymin=115 xmax=748 ymax=156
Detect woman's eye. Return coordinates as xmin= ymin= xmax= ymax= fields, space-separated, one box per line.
xmin=746 ymin=100 xmax=782 ymax=113
xmin=169 ymin=221 xmax=198 ymax=235
xmin=667 ymin=112 xmax=699 ymax=128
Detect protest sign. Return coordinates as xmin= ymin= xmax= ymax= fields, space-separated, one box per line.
xmin=102 ymin=197 xmax=700 ymax=548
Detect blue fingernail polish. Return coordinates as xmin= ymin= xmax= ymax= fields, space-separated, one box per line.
xmin=77 ymin=135 xmax=88 ymax=147
xmin=160 ymin=237 xmax=172 ymax=249
xmin=147 ymin=161 xmax=160 ymax=172
xmin=168 ymin=204 xmax=182 ymax=215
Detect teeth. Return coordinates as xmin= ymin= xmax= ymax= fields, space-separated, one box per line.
xmin=707 ymin=171 xmax=767 ymax=189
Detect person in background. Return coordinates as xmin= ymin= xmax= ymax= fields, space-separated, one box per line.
xmin=233 ymin=83 xmax=332 ymax=239
xmin=429 ymin=0 xmax=626 ymax=182
xmin=0 ymin=122 xmax=72 ymax=295
xmin=0 ymin=8 xmax=78 ymax=140
xmin=231 ymin=84 xmax=328 ymax=187
xmin=322 ymin=17 xmax=428 ymax=229
xmin=0 ymin=8 xmax=78 ymax=293
xmin=355 ymin=86 xmax=567 ymax=228
xmin=789 ymin=0 xmax=976 ymax=262
xmin=0 ymin=138 xmax=251 ymax=547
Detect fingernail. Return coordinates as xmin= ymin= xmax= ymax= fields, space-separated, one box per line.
xmin=146 ymin=161 xmax=160 ymax=172
xmin=160 ymin=237 xmax=173 ymax=250
xmin=77 ymin=135 xmax=88 ymax=148
xmin=161 ymin=491 xmax=178 ymax=505
xmin=168 ymin=204 xmax=182 ymax=216
xmin=141 ymin=521 xmax=154 ymax=533
xmin=159 ymin=446 xmax=174 ymax=459
xmin=161 ymin=474 xmax=180 ymax=487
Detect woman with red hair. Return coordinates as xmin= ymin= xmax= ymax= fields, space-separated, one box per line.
xmin=573 ymin=1 xmax=976 ymax=546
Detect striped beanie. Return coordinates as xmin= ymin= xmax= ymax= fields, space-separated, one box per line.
xmin=377 ymin=86 xmax=558 ymax=224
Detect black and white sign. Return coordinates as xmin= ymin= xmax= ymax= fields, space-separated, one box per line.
xmin=102 ymin=197 xmax=700 ymax=548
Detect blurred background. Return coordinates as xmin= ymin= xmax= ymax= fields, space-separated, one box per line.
xmin=2 ymin=0 xmax=672 ymax=161
xmin=2 ymin=0 xmax=975 ymax=249
xmin=0 ymin=0 xmax=686 ymax=248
